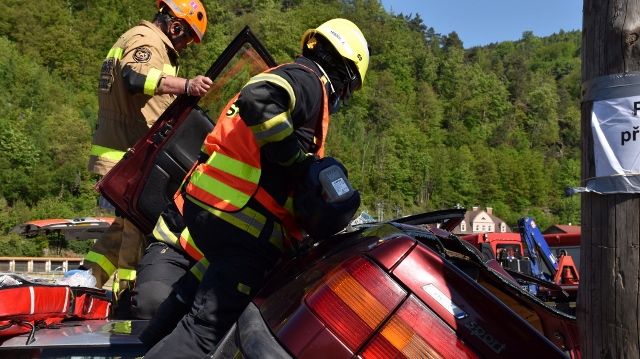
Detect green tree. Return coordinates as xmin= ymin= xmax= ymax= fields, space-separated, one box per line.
xmin=0 ymin=0 xmax=586 ymax=236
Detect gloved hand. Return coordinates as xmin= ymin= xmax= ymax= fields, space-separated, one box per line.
xmin=286 ymin=151 xmax=319 ymax=185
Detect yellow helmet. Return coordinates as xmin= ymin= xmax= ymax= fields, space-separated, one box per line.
xmin=301 ymin=19 xmax=369 ymax=90
xmin=157 ymin=0 xmax=207 ymax=43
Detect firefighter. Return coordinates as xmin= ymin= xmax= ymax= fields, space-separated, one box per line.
xmin=81 ymin=0 xmax=212 ymax=311
xmin=130 ymin=202 xmax=202 ymax=320
xmin=141 ymin=18 xmax=370 ymax=358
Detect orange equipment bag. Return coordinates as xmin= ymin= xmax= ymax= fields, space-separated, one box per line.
xmin=0 ymin=280 xmax=71 ymax=343
xmin=0 ymin=274 xmax=112 ymax=344
xmin=68 ymin=287 xmax=112 ymax=320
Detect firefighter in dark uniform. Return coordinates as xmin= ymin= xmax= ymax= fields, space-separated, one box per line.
xmin=141 ymin=18 xmax=370 ymax=358
xmin=82 ymin=0 xmax=211 ymax=307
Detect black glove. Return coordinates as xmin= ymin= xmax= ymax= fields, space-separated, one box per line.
xmin=286 ymin=151 xmax=319 ymax=185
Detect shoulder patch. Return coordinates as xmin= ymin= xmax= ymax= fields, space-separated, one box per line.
xmin=132 ymin=47 xmax=152 ymax=63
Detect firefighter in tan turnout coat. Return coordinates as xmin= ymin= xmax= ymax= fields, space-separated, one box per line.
xmin=82 ymin=0 xmax=212 ymax=310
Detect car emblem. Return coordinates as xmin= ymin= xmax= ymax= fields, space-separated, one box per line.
xmin=422 ymin=283 xmax=468 ymax=319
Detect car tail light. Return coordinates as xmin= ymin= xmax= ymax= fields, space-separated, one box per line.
xmin=305 ymin=257 xmax=406 ymax=351
xmin=361 ymin=296 xmax=479 ymax=359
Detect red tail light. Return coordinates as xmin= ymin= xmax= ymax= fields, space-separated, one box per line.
xmin=305 ymin=257 xmax=406 ymax=351
xmin=362 ymin=296 xmax=479 ymax=359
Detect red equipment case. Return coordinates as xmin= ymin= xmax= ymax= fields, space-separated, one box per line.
xmin=0 ymin=275 xmax=112 ymax=344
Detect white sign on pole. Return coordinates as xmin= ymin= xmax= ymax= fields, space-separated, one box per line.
xmin=592 ymin=96 xmax=640 ymax=177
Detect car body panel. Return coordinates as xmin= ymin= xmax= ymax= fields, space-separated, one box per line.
xmin=10 ymin=217 xmax=114 ymax=240
xmin=393 ymin=241 xmax=564 ymax=357
xmin=0 ymin=319 xmax=148 ymax=358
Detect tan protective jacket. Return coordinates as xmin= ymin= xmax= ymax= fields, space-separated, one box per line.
xmin=89 ymin=20 xmax=179 ymax=175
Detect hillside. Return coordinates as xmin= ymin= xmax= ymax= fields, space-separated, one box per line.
xmin=0 ymin=0 xmax=582 ymax=253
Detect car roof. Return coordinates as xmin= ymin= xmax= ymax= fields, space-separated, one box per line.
xmin=0 ymin=319 xmax=148 ymax=357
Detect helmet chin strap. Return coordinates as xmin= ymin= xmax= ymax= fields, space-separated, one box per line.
xmin=313 ymin=61 xmax=336 ymax=95
xmin=313 ymin=61 xmax=342 ymax=114
xmin=337 ymin=58 xmax=360 ymax=106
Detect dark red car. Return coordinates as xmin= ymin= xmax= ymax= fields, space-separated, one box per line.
xmin=208 ymin=209 xmax=579 ymax=358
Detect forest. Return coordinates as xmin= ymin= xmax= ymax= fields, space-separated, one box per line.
xmin=0 ymin=0 xmax=582 ymax=256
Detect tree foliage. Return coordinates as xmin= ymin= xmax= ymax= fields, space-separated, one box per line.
xmin=0 ymin=0 xmax=584 ymax=255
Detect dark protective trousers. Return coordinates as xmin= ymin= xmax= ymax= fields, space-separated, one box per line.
xmin=81 ymin=216 xmax=145 ymax=288
xmin=143 ymin=198 xmax=283 ymax=359
xmin=132 ymin=199 xmax=200 ymax=321
xmin=131 ymin=240 xmax=198 ymax=319
xmin=143 ymin=260 xmax=264 ymax=358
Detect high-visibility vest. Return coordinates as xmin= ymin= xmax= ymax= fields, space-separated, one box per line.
xmin=184 ymin=64 xmax=329 ymax=241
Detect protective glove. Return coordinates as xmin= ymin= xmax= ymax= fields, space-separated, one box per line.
xmin=285 ymin=151 xmax=319 ymax=185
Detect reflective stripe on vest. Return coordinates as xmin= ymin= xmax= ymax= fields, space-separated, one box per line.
xmin=178 ymin=228 xmax=203 ymax=261
xmin=186 ymin=192 xmax=289 ymax=251
xmin=185 ymin=92 xmax=261 ymax=211
xmin=84 ymin=251 xmax=117 ymax=276
xmin=152 ymin=216 xmax=203 ymax=260
xmin=254 ymin=188 xmax=302 ymax=240
xmin=187 ymin=151 xmax=261 ymax=211
xmin=90 ymin=144 xmax=126 ymax=162
xmin=186 ymin=194 xmax=267 ymax=238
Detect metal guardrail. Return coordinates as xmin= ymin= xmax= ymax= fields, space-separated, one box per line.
xmin=0 ymin=257 xmax=82 ymax=275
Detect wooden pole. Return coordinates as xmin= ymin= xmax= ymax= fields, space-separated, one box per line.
xmin=580 ymin=1 xmax=640 ymax=357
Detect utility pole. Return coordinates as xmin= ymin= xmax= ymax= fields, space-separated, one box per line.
xmin=580 ymin=1 xmax=640 ymax=357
